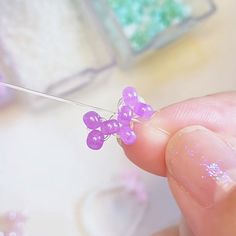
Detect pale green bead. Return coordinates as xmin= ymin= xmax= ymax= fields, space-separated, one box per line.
xmin=106 ymin=0 xmax=191 ymax=51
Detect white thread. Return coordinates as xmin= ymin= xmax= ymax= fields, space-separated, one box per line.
xmin=0 ymin=81 xmax=115 ymax=114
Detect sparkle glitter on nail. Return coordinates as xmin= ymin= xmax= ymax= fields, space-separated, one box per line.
xmin=203 ymin=162 xmax=235 ymax=191
xmin=184 ymin=144 xmax=196 ymax=158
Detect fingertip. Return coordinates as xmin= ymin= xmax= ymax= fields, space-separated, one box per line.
xmin=120 ymin=90 xmax=236 ymax=177
xmin=166 ymin=125 xmax=236 ymax=208
xmin=121 ymin=121 xmax=169 ymax=176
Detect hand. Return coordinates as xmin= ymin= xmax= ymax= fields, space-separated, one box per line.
xmin=122 ymin=91 xmax=236 ymax=236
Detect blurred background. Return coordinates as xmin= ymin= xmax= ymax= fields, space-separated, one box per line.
xmin=0 ymin=0 xmax=235 ymax=235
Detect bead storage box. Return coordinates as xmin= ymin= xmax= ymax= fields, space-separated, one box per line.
xmin=0 ymin=1 xmax=114 ymax=105
xmin=83 ymin=0 xmax=216 ymax=65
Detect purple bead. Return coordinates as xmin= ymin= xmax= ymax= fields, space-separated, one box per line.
xmin=5 ymin=231 xmax=18 ymax=236
xmin=87 ymin=130 xmax=104 ymax=150
xmin=118 ymin=105 xmax=133 ymax=125
xmin=101 ymin=119 xmax=120 ymax=135
xmin=5 ymin=212 xmax=26 ymax=223
xmin=119 ymin=126 xmax=137 ymax=145
xmin=134 ymin=102 xmax=154 ymax=119
xmin=83 ymin=111 xmax=101 ymax=129
xmin=122 ymin=87 xmax=138 ymax=106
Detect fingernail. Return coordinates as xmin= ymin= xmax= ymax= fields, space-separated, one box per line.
xmin=166 ymin=126 xmax=236 ymax=208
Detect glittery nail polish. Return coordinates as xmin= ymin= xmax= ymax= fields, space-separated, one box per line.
xmin=166 ymin=127 xmax=236 ymax=208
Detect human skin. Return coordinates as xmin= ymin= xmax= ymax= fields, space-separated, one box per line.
xmin=122 ymin=91 xmax=236 ymax=236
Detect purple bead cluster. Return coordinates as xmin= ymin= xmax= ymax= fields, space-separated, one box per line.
xmin=83 ymin=87 xmax=154 ymax=150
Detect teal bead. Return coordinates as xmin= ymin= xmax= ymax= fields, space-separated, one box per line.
xmin=106 ymin=0 xmax=191 ymax=51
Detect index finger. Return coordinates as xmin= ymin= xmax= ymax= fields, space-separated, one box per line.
xmin=122 ymin=91 xmax=236 ymax=176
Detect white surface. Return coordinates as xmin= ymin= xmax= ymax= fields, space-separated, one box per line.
xmin=0 ymin=103 xmax=179 ymax=236
xmin=0 ymin=0 xmax=110 ymax=92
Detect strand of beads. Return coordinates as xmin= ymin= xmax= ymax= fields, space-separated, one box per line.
xmin=83 ymin=87 xmax=154 ymax=150
xmin=83 ymin=112 xmax=120 ymax=150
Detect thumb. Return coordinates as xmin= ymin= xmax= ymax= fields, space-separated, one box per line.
xmin=166 ymin=126 xmax=236 ymax=236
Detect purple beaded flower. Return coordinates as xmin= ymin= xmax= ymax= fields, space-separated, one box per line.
xmin=83 ymin=87 xmax=154 ymax=150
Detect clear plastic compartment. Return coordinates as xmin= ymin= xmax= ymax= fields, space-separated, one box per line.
xmin=0 ymin=0 xmax=114 ymax=101
xmin=83 ymin=0 xmax=216 ymax=66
